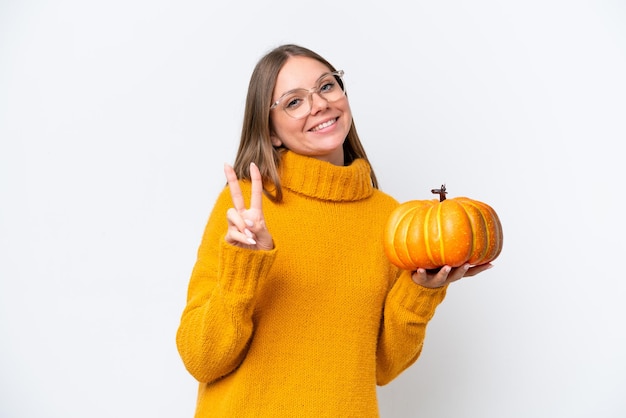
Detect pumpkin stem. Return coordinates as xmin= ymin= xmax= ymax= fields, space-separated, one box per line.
xmin=431 ymin=184 xmax=447 ymax=201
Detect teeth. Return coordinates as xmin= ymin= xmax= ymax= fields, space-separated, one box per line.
xmin=311 ymin=118 xmax=336 ymax=132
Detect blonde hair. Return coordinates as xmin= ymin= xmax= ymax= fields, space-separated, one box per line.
xmin=232 ymin=44 xmax=378 ymax=202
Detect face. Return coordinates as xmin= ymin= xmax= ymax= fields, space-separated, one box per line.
xmin=270 ymin=56 xmax=352 ymax=166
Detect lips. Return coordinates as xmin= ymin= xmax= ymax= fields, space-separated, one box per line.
xmin=309 ymin=117 xmax=337 ymax=132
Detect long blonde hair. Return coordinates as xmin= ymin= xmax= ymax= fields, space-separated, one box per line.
xmin=232 ymin=44 xmax=378 ymax=202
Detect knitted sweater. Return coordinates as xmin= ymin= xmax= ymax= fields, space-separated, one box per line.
xmin=176 ymin=151 xmax=447 ymax=417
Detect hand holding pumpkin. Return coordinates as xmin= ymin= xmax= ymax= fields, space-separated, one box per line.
xmin=384 ymin=185 xmax=503 ymax=287
xmin=411 ymin=262 xmax=494 ymax=288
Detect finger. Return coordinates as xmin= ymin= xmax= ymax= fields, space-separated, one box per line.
xmin=224 ymin=163 xmax=246 ymax=212
xmin=412 ymin=268 xmax=428 ymax=284
xmin=434 ymin=265 xmax=452 ymax=283
xmin=226 ymin=207 xmax=248 ymax=232
xmin=412 ymin=267 xmax=449 ymax=288
xmin=464 ymin=263 xmax=494 ymax=277
xmin=225 ymin=208 xmax=257 ymax=245
xmin=225 ymin=228 xmax=257 ymax=246
xmin=446 ymin=264 xmax=471 ymax=283
xmin=249 ymin=162 xmax=263 ymax=212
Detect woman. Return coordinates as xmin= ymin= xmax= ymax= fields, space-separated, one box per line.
xmin=176 ymin=44 xmax=492 ymax=417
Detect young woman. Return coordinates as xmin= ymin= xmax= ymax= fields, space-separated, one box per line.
xmin=176 ymin=44 xmax=492 ymax=417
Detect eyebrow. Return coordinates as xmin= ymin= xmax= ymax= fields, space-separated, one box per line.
xmin=275 ymin=72 xmax=334 ymax=99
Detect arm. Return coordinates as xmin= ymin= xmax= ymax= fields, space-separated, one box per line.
xmin=376 ymin=263 xmax=494 ymax=384
xmin=375 ymin=270 xmax=447 ymax=385
xmin=176 ymin=164 xmax=276 ymax=384
xmin=176 ymin=190 xmax=277 ymax=383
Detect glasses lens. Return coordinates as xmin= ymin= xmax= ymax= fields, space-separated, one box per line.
xmin=283 ymin=72 xmax=345 ymax=119
xmin=282 ymin=90 xmax=310 ymax=119
xmin=318 ymin=73 xmax=345 ymax=102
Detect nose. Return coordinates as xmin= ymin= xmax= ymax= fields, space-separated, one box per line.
xmin=308 ymin=91 xmax=328 ymax=115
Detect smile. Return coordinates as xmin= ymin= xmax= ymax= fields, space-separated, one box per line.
xmin=310 ymin=118 xmax=337 ymax=132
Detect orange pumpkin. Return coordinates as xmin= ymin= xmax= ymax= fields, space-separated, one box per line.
xmin=383 ymin=185 xmax=503 ymax=270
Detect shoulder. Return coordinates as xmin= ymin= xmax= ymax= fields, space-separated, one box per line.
xmin=370 ymin=188 xmax=401 ymax=208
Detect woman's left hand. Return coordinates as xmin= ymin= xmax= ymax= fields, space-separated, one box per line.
xmin=411 ymin=263 xmax=494 ymax=288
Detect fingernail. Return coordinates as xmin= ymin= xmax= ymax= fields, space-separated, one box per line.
xmin=443 ymin=266 xmax=451 ymax=273
xmin=244 ymin=219 xmax=254 ymax=227
xmin=464 ymin=264 xmax=470 ymax=271
xmin=247 ymin=238 xmax=256 ymax=245
xmin=244 ymin=228 xmax=253 ymax=238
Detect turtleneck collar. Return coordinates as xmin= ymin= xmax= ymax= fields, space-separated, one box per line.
xmin=279 ymin=150 xmax=374 ymax=202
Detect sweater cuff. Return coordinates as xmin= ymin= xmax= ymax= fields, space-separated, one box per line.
xmin=390 ymin=272 xmax=448 ymax=318
xmin=217 ymin=240 xmax=277 ymax=296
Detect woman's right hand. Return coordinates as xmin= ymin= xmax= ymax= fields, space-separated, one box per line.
xmin=223 ymin=162 xmax=274 ymax=251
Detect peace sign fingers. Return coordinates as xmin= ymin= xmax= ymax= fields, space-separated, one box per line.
xmin=223 ymin=162 xmax=274 ymax=251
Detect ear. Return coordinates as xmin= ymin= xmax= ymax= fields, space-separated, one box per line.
xmin=270 ymin=134 xmax=282 ymax=147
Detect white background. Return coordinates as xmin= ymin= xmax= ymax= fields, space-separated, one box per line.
xmin=1 ymin=0 xmax=625 ymax=417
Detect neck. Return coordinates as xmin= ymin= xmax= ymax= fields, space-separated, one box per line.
xmin=313 ymin=147 xmax=345 ymax=166
xmin=279 ymin=151 xmax=374 ymax=202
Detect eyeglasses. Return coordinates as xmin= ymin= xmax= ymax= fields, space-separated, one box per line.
xmin=270 ymin=70 xmax=346 ymax=119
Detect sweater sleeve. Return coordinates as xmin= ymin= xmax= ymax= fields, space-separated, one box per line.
xmin=176 ymin=187 xmax=277 ymax=384
xmin=376 ymin=269 xmax=447 ymax=385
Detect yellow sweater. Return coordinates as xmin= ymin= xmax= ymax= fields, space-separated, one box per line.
xmin=176 ymin=151 xmax=447 ymax=417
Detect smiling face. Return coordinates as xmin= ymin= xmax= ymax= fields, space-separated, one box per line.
xmin=269 ymin=56 xmax=352 ymax=166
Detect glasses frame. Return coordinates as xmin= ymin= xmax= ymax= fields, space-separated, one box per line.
xmin=269 ymin=70 xmax=345 ymax=120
